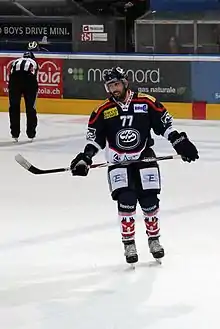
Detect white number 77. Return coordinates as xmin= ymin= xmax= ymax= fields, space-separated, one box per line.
xmin=120 ymin=115 xmax=133 ymax=127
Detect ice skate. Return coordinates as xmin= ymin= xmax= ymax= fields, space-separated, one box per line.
xmin=123 ymin=240 xmax=138 ymax=265
xmin=12 ymin=137 xmax=18 ymax=143
xmin=27 ymin=130 xmax=36 ymax=142
xmin=148 ymin=237 xmax=164 ymax=263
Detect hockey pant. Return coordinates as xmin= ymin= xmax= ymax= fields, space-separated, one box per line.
xmin=108 ymin=161 xmax=161 ymax=241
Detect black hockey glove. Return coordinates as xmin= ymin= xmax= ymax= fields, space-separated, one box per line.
xmin=169 ymin=131 xmax=199 ymax=162
xmin=70 ymin=153 xmax=92 ymax=176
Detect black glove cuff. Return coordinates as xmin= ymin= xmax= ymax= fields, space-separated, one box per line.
xmin=83 ymin=154 xmax=93 ymax=166
xmin=84 ymin=143 xmax=98 ymax=159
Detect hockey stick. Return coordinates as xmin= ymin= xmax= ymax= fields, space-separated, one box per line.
xmin=15 ymin=153 xmax=180 ymax=175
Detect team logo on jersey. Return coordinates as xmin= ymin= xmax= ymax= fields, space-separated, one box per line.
xmin=134 ymin=104 xmax=148 ymax=113
xmin=104 ymin=107 xmax=118 ymax=119
xmin=116 ymin=128 xmax=140 ymax=150
xmin=86 ymin=127 xmax=96 ymax=141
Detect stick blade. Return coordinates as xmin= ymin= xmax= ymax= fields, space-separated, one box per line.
xmin=15 ymin=154 xmax=43 ymax=174
xmin=15 ymin=154 xmax=70 ymax=175
xmin=15 ymin=154 xmax=32 ymax=170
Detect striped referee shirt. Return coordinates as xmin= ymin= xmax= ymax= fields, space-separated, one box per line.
xmin=10 ymin=57 xmax=38 ymax=76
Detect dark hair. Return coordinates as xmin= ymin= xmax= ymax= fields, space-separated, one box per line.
xmin=23 ymin=51 xmax=35 ymax=59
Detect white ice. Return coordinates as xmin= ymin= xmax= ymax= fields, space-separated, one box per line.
xmin=0 ymin=112 xmax=220 ymax=329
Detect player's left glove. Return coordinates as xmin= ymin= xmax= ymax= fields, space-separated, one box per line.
xmin=169 ymin=131 xmax=199 ymax=162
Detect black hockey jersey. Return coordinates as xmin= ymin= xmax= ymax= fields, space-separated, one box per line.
xmin=86 ymin=91 xmax=176 ymax=163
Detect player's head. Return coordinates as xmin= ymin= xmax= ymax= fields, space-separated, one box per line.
xmin=27 ymin=41 xmax=40 ymax=51
xmin=103 ymin=67 xmax=129 ymax=101
xmin=23 ymin=51 xmax=35 ymax=59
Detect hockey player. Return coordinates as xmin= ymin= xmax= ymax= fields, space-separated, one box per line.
xmin=8 ymin=51 xmax=38 ymax=141
xmin=70 ymin=67 xmax=199 ymax=264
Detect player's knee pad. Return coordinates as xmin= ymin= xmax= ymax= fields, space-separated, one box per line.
xmin=140 ymin=196 xmax=159 ymax=214
xmin=117 ymin=190 xmax=137 ymax=213
xmin=117 ymin=190 xmax=137 ymax=241
xmin=140 ymin=196 xmax=160 ymax=237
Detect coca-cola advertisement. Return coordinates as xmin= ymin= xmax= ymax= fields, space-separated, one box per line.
xmin=0 ymin=56 xmax=63 ymax=98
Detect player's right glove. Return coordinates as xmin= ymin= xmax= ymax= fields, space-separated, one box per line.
xmin=169 ymin=131 xmax=199 ymax=162
xmin=70 ymin=153 xmax=92 ymax=176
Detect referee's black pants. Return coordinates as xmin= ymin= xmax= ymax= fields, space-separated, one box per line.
xmin=8 ymin=73 xmax=38 ymax=139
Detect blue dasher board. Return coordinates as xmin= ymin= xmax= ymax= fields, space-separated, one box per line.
xmin=151 ymin=0 xmax=220 ymax=11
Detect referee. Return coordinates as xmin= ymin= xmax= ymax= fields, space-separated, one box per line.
xmin=8 ymin=51 xmax=38 ymax=142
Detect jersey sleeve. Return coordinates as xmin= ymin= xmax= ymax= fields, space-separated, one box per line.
xmin=86 ymin=107 xmax=106 ymax=150
xmin=36 ymin=62 xmax=39 ymax=72
xmin=10 ymin=59 xmax=17 ymax=73
xmin=146 ymin=95 xmax=177 ymax=139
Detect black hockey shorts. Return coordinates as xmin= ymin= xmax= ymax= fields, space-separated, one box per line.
xmin=107 ymin=149 xmax=161 ymax=201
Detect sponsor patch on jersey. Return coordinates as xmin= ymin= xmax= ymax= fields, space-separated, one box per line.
xmin=104 ymin=107 xmax=118 ymax=119
xmin=113 ymin=153 xmax=140 ymax=163
xmin=134 ymin=104 xmax=148 ymax=113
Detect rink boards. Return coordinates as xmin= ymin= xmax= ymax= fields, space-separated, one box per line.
xmin=0 ymin=96 xmax=219 ymax=120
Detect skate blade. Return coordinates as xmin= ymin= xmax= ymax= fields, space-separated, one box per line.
xmin=130 ymin=263 xmax=136 ymax=270
xmin=125 ymin=263 xmax=136 ymax=272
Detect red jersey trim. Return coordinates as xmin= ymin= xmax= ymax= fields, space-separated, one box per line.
xmin=89 ymin=101 xmax=114 ymax=125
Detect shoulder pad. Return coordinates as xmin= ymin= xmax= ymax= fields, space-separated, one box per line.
xmin=137 ymin=92 xmax=156 ymax=103
xmin=94 ymin=99 xmax=111 ymax=113
xmin=137 ymin=92 xmax=148 ymax=98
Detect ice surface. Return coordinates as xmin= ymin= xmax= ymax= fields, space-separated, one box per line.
xmin=0 ymin=112 xmax=220 ymax=329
